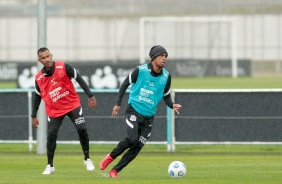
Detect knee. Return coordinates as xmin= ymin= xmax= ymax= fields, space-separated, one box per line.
xmin=47 ymin=131 xmax=58 ymax=142
xmin=78 ymin=128 xmax=88 ymax=139
xmin=128 ymin=135 xmax=147 ymax=147
xmin=133 ymin=141 xmax=144 ymax=154
xmin=127 ymin=137 xmax=139 ymax=146
xmin=47 ymin=132 xmax=57 ymax=148
xmin=132 ymin=138 xmax=146 ymax=149
xmin=137 ymin=141 xmax=144 ymax=150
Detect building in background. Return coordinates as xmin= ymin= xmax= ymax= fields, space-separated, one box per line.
xmin=0 ymin=0 xmax=282 ymax=76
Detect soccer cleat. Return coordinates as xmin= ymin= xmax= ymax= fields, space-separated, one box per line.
xmin=100 ymin=154 xmax=114 ymax=170
xmin=42 ymin=164 xmax=55 ymax=175
xmin=84 ymin=158 xmax=95 ymax=171
xmin=109 ymin=170 xmax=118 ymax=178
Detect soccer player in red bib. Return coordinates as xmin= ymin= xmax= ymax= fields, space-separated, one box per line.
xmin=31 ymin=47 xmax=97 ymax=174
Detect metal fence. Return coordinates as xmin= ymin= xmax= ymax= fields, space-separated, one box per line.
xmin=1 ymin=88 xmax=282 ymax=153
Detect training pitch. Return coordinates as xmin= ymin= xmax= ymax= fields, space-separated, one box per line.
xmin=0 ymin=144 xmax=282 ymax=184
xmin=1 ymin=76 xmax=282 ymax=89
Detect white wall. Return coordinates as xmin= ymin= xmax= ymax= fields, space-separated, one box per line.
xmin=0 ymin=15 xmax=282 ymax=62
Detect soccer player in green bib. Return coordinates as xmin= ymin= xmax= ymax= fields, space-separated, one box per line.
xmin=100 ymin=45 xmax=182 ymax=178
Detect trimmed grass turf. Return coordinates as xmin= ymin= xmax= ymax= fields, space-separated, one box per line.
xmin=171 ymin=77 xmax=282 ymax=89
xmin=2 ymin=76 xmax=282 ymax=89
xmin=0 ymin=144 xmax=282 ymax=184
xmin=0 ymin=81 xmax=17 ymax=88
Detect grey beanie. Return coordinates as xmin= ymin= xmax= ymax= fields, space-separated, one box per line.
xmin=149 ymin=45 xmax=168 ymax=61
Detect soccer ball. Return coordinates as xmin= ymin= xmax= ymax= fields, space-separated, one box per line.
xmin=168 ymin=161 xmax=186 ymax=178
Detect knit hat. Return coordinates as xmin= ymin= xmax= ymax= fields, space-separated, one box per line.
xmin=149 ymin=45 xmax=168 ymax=61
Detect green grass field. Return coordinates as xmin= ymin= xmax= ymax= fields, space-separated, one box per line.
xmin=171 ymin=76 xmax=282 ymax=89
xmin=0 ymin=81 xmax=17 ymax=88
xmin=0 ymin=144 xmax=282 ymax=184
xmin=1 ymin=76 xmax=282 ymax=89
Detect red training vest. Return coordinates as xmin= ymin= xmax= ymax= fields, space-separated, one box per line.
xmin=35 ymin=61 xmax=81 ymax=118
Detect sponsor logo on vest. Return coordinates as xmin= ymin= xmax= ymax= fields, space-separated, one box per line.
xmin=139 ymin=88 xmax=155 ymax=104
xmin=52 ymin=91 xmax=69 ymax=102
xmin=49 ymin=87 xmax=62 ymax=95
xmin=49 ymin=86 xmax=70 ymax=102
xmin=140 ymin=88 xmax=153 ymax=94
xmin=138 ymin=96 xmax=154 ymax=105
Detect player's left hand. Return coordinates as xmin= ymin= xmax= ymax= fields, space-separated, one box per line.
xmin=88 ymin=96 xmax=97 ymax=109
xmin=173 ymin=104 xmax=182 ymax=115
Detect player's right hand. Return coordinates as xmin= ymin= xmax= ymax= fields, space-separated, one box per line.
xmin=32 ymin=118 xmax=39 ymax=128
xmin=112 ymin=105 xmax=121 ymax=118
xmin=88 ymin=96 xmax=97 ymax=109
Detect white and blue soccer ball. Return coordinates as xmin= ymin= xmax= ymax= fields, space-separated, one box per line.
xmin=168 ymin=161 xmax=186 ymax=178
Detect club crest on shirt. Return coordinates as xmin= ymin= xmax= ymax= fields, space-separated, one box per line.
xmin=145 ymin=79 xmax=154 ymax=87
xmin=130 ymin=115 xmax=137 ymax=122
xmin=51 ymin=78 xmax=57 ymax=85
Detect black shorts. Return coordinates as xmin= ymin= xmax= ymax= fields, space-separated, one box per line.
xmin=47 ymin=106 xmax=86 ymax=133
